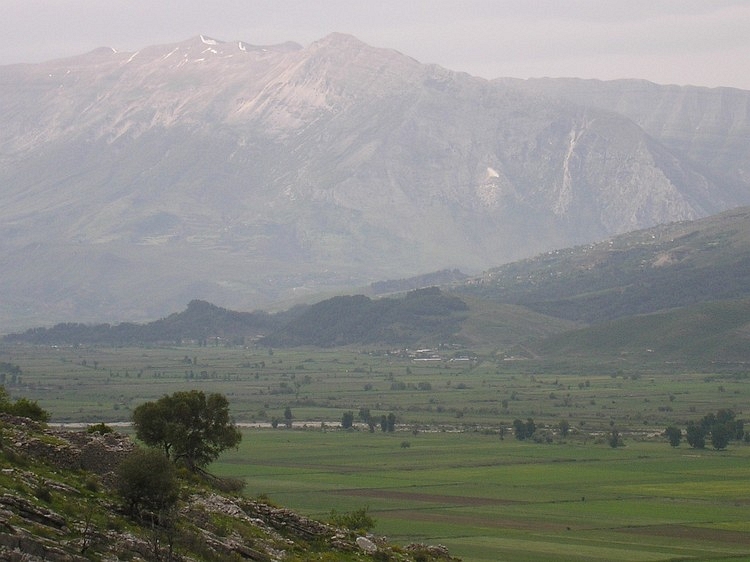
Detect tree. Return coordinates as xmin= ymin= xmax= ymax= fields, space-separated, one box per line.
xmin=116 ymin=447 xmax=179 ymax=517
xmin=387 ymin=412 xmax=396 ymax=432
xmin=0 ymin=386 xmax=49 ymax=422
xmin=513 ymin=418 xmax=536 ymax=441
xmin=7 ymin=397 xmax=50 ymax=422
xmin=689 ymin=409 xmax=745 ymax=450
xmin=558 ymin=419 xmax=570 ymax=438
xmin=525 ymin=418 xmax=536 ymax=439
xmin=341 ymin=411 xmax=354 ymax=429
xmin=513 ymin=418 xmax=527 ymax=440
xmin=608 ymin=427 xmax=622 ymax=448
xmin=685 ymin=421 xmax=706 ymax=449
xmin=664 ymin=425 xmax=681 ymax=447
xmin=132 ymin=390 xmax=242 ymax=472
xmin=710 ymin=423 xmax=731 ymax=450
xmin=284 ymin=406 xmax=293 ymax=428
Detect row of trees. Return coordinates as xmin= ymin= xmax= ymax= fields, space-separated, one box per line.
xmin=665 ymin=409 xmax=745 ymax=450
xmin=342 ymin=409 xmax=397 ymax=432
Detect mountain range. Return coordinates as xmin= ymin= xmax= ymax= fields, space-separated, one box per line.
xmin=7 ymin=206 xmax=750 ymax=364
xmin=2 ymin=33 xmax=749 ymax=330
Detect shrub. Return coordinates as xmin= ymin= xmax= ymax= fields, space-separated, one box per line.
xmin=211 ymin=476 xmax=246 ymax=494
xmin=116 ymin=447 xmax=179 ymax=517
xmin=7 ymin=398 xmax=50 ymax=422
xmin=87 ymin=422 xmax=114 ymax=435
xmin=328 ymin=506 xmax=375 ymax=532
xmin=34 ymin=482 xmax=52 ymax=503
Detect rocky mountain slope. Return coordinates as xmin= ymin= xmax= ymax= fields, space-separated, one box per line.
xmin=1 ymin=34 xmax=748 ymax=330
xmin=498 ymin=77 xmax=750 ymax=199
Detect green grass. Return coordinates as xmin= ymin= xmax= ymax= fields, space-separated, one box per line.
xmin=3 ymin=343 xmax=745 ymax=432
xmin=211 ymin=430 xmax=750 ymax=562
xmin=3 ymin=342 xmax=750 ymax=560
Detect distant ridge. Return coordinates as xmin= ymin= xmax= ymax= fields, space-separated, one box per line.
xmin=370 ymin=269 xmax=469 ymax=296
xmin=457 ymin=206 xmax=750 ymax=323
xmin=2 ymin=300 xmax=283 ymax=346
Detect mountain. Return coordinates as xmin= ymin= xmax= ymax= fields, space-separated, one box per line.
xmin=1 ymin=34 xmax=748 ymax=330
xmin=456 ymin=206 xmax=750 ymax=323
xmin=496 ymin=77 xmax=750 ymax=202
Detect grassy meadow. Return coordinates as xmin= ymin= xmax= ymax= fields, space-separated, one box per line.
xmin=214 ymin=431 xmax=750 ymax=562
xmin=1 ymin=342 xmax=749 ymax=561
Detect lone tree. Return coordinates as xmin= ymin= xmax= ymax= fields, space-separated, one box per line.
xmin=284 ymin=406 xmax=293 ymax=428
xmin=132 ymin=390 xmax=242 ymax=472
xmin=341 ymin=411 xmax=354 ymax=429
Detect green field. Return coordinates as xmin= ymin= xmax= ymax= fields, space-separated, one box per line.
xmin=213 ymin=430 xmax=750 ymax=562
xmin=2 ymin=343 xmax=749 ymax=561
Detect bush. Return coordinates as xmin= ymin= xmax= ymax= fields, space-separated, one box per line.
xmin=116 ymin=447 xmax=179 ymax=517
xmin=34 ymin=482 xmax=52 ymax=503
xmin=211 ymin=476 xmax=246 ymax=494
xmin=87 ymin=422 xmax=114 ymax=435
xmin=328 ymin=506 xmax=375 ymax=532
xmin=6 ymin=398 xmax=50 ymax=422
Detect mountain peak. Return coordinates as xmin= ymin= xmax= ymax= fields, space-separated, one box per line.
xmin=313 ymin=32 xmax=368 ymax=48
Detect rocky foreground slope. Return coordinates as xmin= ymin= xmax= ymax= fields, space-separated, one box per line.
xmin=0 ymin=414 xmax=457 ymax=561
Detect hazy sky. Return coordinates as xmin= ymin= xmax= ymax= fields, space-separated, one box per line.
xmin=3 ymin=0 xmax=749 ymax=89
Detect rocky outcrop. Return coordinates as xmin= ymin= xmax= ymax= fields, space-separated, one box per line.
xmin=1 ymin=414 xmax=134 ymax=477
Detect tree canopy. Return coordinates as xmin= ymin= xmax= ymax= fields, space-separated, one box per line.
xmin=132 ymin=390 xmax=242 ymax=471
xmin=683 ymin=409 xmax=744 ymax=450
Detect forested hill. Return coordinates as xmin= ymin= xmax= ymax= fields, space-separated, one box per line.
xmin=260 ymin=287 xmax=469 ymax=347
xmin=3 ymin=289 xmax=469 ymax=347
